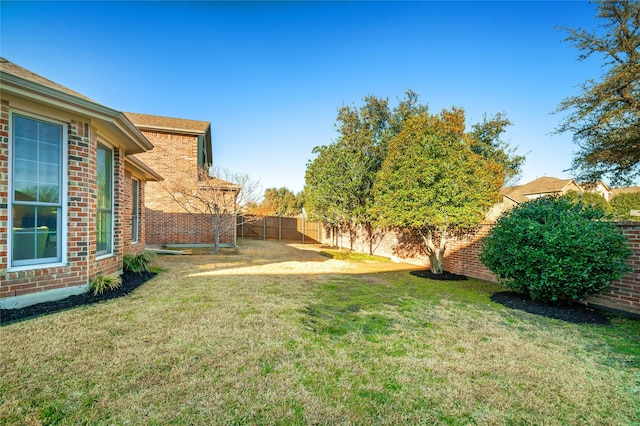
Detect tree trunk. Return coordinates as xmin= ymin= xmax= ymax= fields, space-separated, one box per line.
xmin=419 ymin=228 xmax=447 ymax=274
xmin=212 ymin=213 xmax=220 ymax=254
xmin=366 ymin=222 xmax=374 ymax=255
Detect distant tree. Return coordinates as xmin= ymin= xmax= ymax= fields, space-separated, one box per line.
xmin=556 ymin=0 xmax=640 ymax=185
xmin=166 ymin=166 xmax=261 ymax=253
xmin=469 ymin=112 xmax=526 ymax=186
xmin=372 ymin=108 xmax=505 ymax=274
xmin=480 ymin=195 xmax=631 ymax=303
xmin=611 ymin=191 xmax=640 ymax=220
xmin=259 ymin=187 xmax=302 ymax=216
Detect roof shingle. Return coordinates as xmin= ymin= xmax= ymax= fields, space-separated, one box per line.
xmin=124 ymin=112 xmax=210 ymax=134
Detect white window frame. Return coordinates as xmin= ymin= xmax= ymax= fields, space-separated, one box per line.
xmin=131 ymin=178 xmax=139 ymax=243
xmin=8 ymin=110 xmax=68 ymax=271
xmin=96 ymin=143 xmax=114 ymax=258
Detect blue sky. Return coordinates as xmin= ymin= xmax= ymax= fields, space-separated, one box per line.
xmin=1 ymin=1 xmax=605 ymax=193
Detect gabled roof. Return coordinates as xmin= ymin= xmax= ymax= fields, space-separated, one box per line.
xmin=124 ymin=112 xmax=210 ymax=135
xmin=502 ymin=177 xmax=581 ymax=203
xmin=0 ymin=57 xmax=153 ymax=155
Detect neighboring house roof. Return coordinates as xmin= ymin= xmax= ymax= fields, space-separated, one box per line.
xmin=611 ymin=186 xmax=640 ymax=196
xmin=124 ymin=112 xmax=210 ymax=135
xmin=200 ymin=176 xmax=241 ymax=191
xmin=0 ymin=57 xmax=153 ymax=155
xmin=502 ymin=177 xmax=580 ymax=202
xmin=581 ymin=181 xmax=612 ymax=193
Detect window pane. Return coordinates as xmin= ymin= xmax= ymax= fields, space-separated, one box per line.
xmin=39 ymin=184 xmax=59 ymax=203
xmin=14 ymin=159 xmax=34 ymax=181
xmin=38 ymin=121 xmax=62 ymax=146
xmin=97 ymin=210 xmax=112 ymax=253
xmin=40 ymin=163 xmax=59 ymax=184
xmin=39 ymin=142 xmax=60 ymax=165
xmin=14 ymin=205 xmax=36 ymax=229
xmin=97 ymin=146 xmax=112 ymax=209
xmin=14 ymin=181 xmax=37 ymax=201
xmin=15 ymin=138 xmax=37 ymax=161
xmin=131 ymin=180 xmax=139 ymax=242
xmin=14 ymin=115 xmax=37 ymax=140
xmin=13 ymin=230 xmax=36 ymax=261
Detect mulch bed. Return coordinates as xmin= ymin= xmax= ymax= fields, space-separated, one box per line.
xmin=490 ymin=291 xmax=610 ymax=325
xmin=411 ymin=269 xmax=610 ymax=325
xmin=1 ymin=271 xmax=156 ymax=325
xmin=410 ymin=270 xmax=468 ymax=281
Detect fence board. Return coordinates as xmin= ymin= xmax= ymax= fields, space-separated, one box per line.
xmin=237 ymin=215 xmax=321 ymax=243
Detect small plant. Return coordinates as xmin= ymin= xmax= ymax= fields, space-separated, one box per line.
xmin=123 ymin=251 xmax=155 ymax=274
xmin=89 ymin=274 xmax=122 ymax=296
xmin=480 ymin=195 xmax=631 ymax=303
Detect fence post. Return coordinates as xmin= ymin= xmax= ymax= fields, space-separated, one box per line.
xmin=278 ymin=215 xmax=282 ymax=241
xmin=263 ymin=217 xmax=266 ymax=240
xmin=302 ymin=217 xmax=305 ymax=244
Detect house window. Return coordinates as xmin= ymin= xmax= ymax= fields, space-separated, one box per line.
xmin=97 ymin=144 xmax=113 ymax=256
xmin=11 ymin=114 xmax=64 ymax=267
xmin=131 ymin=178 xmax=139 ymax=243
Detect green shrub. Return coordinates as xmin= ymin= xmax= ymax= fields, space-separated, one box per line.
xmin=480 ymin=195 xmax=631 ymax=303
xmin=123 ymin=251 xmax=155 ymax=274
xmin=610 ymin=192 xmax=640 ymax=221
xmin=563 ymin=190 xmax=612 ymax=215
xmin=89 ymin=274 xmax=122 ymax=296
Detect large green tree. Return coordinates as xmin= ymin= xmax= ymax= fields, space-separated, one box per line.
xmin=372 ymin=108 xmax=505 ymax=274
xmin=556 ymin=0 xmax=640 ymax=185
xmin=259 ymin=187 xmax=303 ymax=216
xmin=469 ymin=112 xmax=525 ymax=186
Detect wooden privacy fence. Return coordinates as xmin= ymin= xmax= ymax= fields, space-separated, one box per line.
xmin=236 ymin=216 xmax=322 ymax=243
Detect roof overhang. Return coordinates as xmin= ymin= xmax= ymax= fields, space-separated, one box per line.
xmin=133 ymin=123 xmax=210 ymax=136
xmin=1 ymin=71 xmax=153 ymax=155
xmin=125 ymin=156 xmax=163 ymax=182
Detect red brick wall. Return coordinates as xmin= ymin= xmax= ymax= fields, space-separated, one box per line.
xmin=588 ymin=223 xmax=640 ymax=315
xmin=145 ymin=209 xmax=235 ymax=246
xmin=134 ymin=130 xmax=199 ymax=212
xmin=135 ymin=128 xmax=235 ymax=246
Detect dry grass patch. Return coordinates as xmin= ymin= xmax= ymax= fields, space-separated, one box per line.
xmin=1 ymin=239 xmax=638 ymax=425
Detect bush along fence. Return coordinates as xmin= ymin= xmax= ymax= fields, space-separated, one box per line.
xmin=236 ymin=216 xmax=322 ymax=243
xmin=316 ymin=221 xmax=640 ymax=317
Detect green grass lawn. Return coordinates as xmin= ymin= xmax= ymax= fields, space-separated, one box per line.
xmin=1 ymin=240 xmax=639 ymax=425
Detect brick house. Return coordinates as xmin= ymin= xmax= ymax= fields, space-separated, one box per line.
xmin=0 ymin=58 xmax=162 ymax=309
xmin=124 ymin=112 xmax=238 ymax=247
